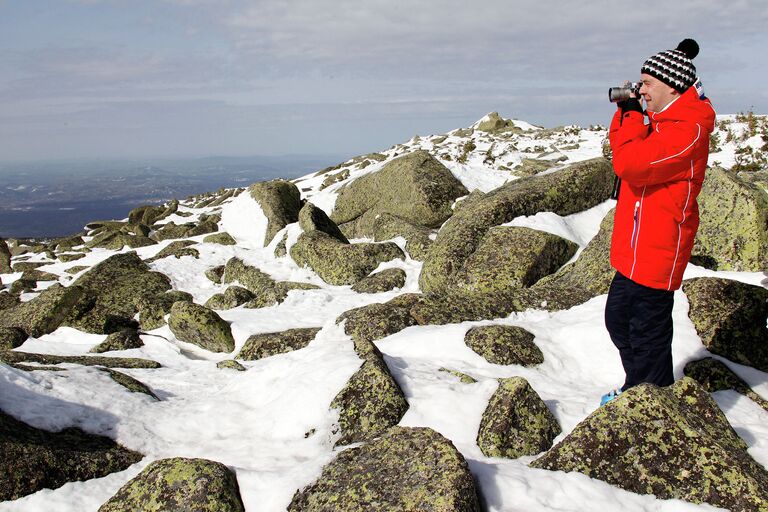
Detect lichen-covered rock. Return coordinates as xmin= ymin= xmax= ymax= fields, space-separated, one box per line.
xmin=64 ymin=265 xmax=89 ymax=275
xmin=420 ymin=157 xmax=614 ymax=293
xmin=185 ymin=214 xmax=220 ymax=237
xmin=476 ymin=111 xmax=521 ymax=134
xmin=351 ymin=268 xmax=407 ymax=293
xmin=21 ymin=269 xmax=59 ymax=282
xmin=438 ymin=367 xmax=477 ymax=384
xmin=98 ymin=457 xmax=244 ymax=512
xmin=370 ymin=212 xmax=434 ymax=260
xmin=0 ymin=238 xmax=13 ymax=273
xmin=0 ymin=283 xmax=86 ymax=337
xmin=238 ymin=327 xmax=321 ymax=360
xmin=684 ymin=358 xmax=768 ymax=413
xmin=692 ymin=166 xmax=768 ymax=271
xmin=299 ymin=201 xmax=349 ymax=243
xmin=205 ymin=265 xmax=226 ymax=284
xmin=11 ymin=261 xmax=47 ymax=272
xmin=128 ymin=200 xmax=177 ymax=226
xmin=90 ymin=328 xmax=144 ymax=353
xmin=0 ymin=326 xmax=27 ymax=350
xmin=222 ymin=257 xmax=276 ymax=294
xmin=464 ymin=325 xmax=543 ymax=366
xmin=513 ymin=158 xmax=557 ymax=177
xmin=58 ymin=253 xmax=86 ymax=263
xmin=50 ymin=235 xmax=85 ymax=252
xmin=336 ymin=294 xmax=421 ymax=350
xmin=456 ymin=226 xmax=578 ymax=292
xmin=217 ymin=359 xmax=246 ymax=371
xmin=0 ymin=350 xmax=161 ymax=369
xmin=9 ymin=278 xmax=36 ymax=294
xmin=248 ymin=179 xmax=302 ymax=246
xmin=0 ymin=291 xmax=20 ymax=311
xmin=86 ymin=231 xmax=157 ymax=250
xmin=168 ymin=301 xmax=235 ymax=353
xmin=145 ymin=240 xmax=199 ymax=263
xmin=101 ymin=368 xmax=158 ymax=399
xmin=319 ymin=168 xmax=349 ymax=190
xmin=0 ymin=409 xmax=143 ymax=501
xmin=290 ymin=230 xmax=404 ymax=286
xmin=288 ymin=426 xmax=480 ymax=512
xmin=136 ymin=290 xmax=194 ymax=330
xmin=62 ymin=252 xmax=172 ymax=334
xmin=477 ymin=377 xmax=560 ymax=458
xmin=150 ymin=221 xmax=193 ymax=241
xmin=330 ymin=150 xmax=468 ymax=233
xmin=204 ymin=286 xmax=255 ymax=310
xmin=203 ymin=232 xmax=237 ymax=245
xmin=682 ymin=277 xmax=768 ymax=371
xmin=531 ymin=378 xmax=768 ymax=511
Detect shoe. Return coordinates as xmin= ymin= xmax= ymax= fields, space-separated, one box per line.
xmin=600 ymin=388 xmax=622 ymax=406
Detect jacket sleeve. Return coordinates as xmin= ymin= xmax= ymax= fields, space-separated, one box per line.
xmin=611 ymin=111 xmax=703 ymax=187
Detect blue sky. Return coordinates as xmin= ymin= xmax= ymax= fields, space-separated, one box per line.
xmin=1 ymin=0 xmax=766 ymax=161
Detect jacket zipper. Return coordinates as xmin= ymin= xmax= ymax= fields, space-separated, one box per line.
xmin=630 ymin=201 xmax=640 ymax=249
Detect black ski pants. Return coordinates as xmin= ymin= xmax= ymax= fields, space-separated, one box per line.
xmin=604 ymin=271 xmax=675 ymax=391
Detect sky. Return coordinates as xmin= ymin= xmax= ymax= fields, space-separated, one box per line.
xmin=0 ymin=0 xmax=766 ymax=162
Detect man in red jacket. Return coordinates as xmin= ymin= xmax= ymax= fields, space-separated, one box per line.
xmin=602 ymin=39 xmax=716 ymax=405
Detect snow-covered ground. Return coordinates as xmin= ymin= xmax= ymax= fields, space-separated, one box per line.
xmin=1 ymin=113 xmax=766 ymax=512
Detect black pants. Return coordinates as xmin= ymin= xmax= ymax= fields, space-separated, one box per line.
xmin=604 ymin=271 xmax=675 ymax=391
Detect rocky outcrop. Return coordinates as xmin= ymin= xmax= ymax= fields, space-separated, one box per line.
xmin=464 ymin=325 xmax=543 ymax=366
xmin=692 ymin=166 xmax=768 ymax=271
xmin=204 ymin=286 xmax=255 ymax=310
xmin=90 ymin=328 xmax=144 ymax=353
xmin=248 ymin=179 xmax=302 ymax=246
xmin=531 ymin=378 xmax=768 ymax=511
xmin=298 ymin=201 xmax=349 ymax=243
xmin=476 ymin=112 xmax=521 ymax=134
xmin=684 ymin=358 xmax=768 ymax=413
xmin=477 ymin=377 xmax=560 ymax=458
xmin=99 ymin=457 xmax=244 ymax=512
xmin=238 ymin=328 xmax=321 ymax=360
xmin=682 ymin=277 xmax=768 ymax=371
xmin=351 ymin=268 xmax=407 ymax=293
xmin=168 ymin=301 xmax=235 ymax=353
xmin=288 ymin=426 xmax=481 ymax=512
xmin=0 ymin=284 xmax=86 ymax=338
xmin=419 ymin=157 xmax=614 ymax=293
xmin=0 ymin=409 xmax=143 ymax=501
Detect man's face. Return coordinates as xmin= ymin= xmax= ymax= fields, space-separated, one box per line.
xmin=639 ymin=73 xmax=679 ymax=113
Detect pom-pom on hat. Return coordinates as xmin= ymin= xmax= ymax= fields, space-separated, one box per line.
xmin=641 ymin=39 xmax=699 ymax=93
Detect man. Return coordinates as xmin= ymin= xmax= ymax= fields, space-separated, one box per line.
xmin=602 ymin=39 xmax=716 ymax=405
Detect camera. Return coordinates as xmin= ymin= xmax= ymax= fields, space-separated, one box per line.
xmin=608 ymin=82 xmax=641 ymax=103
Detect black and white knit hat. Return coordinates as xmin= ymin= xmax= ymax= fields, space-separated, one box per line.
xmin=641 ymin=39 xmax=699 ymax=93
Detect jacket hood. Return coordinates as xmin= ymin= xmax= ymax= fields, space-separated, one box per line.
xmin=648 ymin=86 xmax=716 ymax=133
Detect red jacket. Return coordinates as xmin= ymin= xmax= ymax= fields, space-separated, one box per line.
xmin=609 ymin=86 xmax=715 ymax=290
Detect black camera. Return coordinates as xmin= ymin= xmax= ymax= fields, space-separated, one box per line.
xmin=608 ymin=82 xmax=641 ymax=103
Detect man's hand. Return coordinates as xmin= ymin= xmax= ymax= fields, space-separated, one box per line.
xmin=617 ymin=81 xmax=643 ymax=115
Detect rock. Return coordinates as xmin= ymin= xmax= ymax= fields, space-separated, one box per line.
xmin=0 ymin=283 xmax=86 ymax=338
xmin=684 ymin=358 xmax=768 ymax=413
xmin=205 ymin=265 xmax=226 ymax=284
xmin=98 ymin=457 xmax=244 ymax=512
xmin=351 ymin=268 xmax=407 ymax=293
xmin=151 ymin=221 xmax=192 ymax=241
xmin=222 ymin=257 xmax=275 ymax=294
xmin=513 ymin=158 xmax=558 ymax=177
xmin=58 ymin=253 xmax=86 ymax=262
xmin=49 ymin=235 xmax=84 ymax=252
xmin=21 ymin=269 xmax=59 ymax=282
xmin=86 ymin=231 xmax=157 ymax=250
xmin=128 ymin=200 xmax=177 ymax=226
xmin=90 ymin=328 xmax=144 ymax=353
xmin=0 ymin=326 xmax=27 ymax=350
xmin=319 ymin=169 xmax=349 ymax=190
xmin=168 ymin=301 xmax=235 ymax=353
xmin=336 ymin=294 xmax=421 ymax=349
xmin=0 ymin=238 xmax=12 ymax=273
xmin=11 ymin=261 xmax=47 ymax=272
xmin=298 ymin=201 xmax=349 ymax=243
xmin=370 ymin=212 xmax=434 ymax=260
xmin=145 ymin=240 xmax=199 ymax=262
xmin=136 ymin=290 xmax=194 ymax=330
xmin=101 ymin=368 xmax=158 ymax=399
xmin=288 ymin=426 xmax=480 ymax=512
xmin=248 ymin=179 xmax=302 ymax=246
xmin=274 ymin=233 xmax=288 ymax=257
xmin=0 ymin=408 xmax=143 ymax=501
xmin=290 ymin=230 xmax=405 ymax=286
xmin=62 ymin=252 xmax=172 ymax=334
xmin=438 ymin=367 xmax=478 ymax=384
xmin=185 ymin=214 xmax=220 ymax=237
xmin=477 ymin=377 xmax=561 ymax=458
xmin=9 ymin=278 xmax=36 ymax=294
xmin=682 ymin=277 xmax=768 ymax=371
xmin=331 ymin=150 xmax=468 ymax=233
xmin=692 ymin=167 xmax=768 ymax=271
xmin=0 ymin=291 xmax=20 ymax=311
xmin=420 ymin=157 xmax=614 ymax=293
xmin=476 ymin=111 xmax=521 ymax=134
xmin=0 ymin=350 xmax=161 ymax=369
xmin=64 ymin=265 xmax=89 ymax=275
xmin=203 ymin=232 xmax=237 ymax=245
xmin=238 ymin=327 xmax=321 ymax=360
xmin=531 ymin=378 xmax=768 ymax=511
xmin=204 ymin=286 xmax=255 ymax=310
xmin=455 ymin=226 xmax=578 ymax=292
xmin=464 ymin=325 xmax=543 ymax=366
xmin=217 ymin=359 xmax=246 ymax=371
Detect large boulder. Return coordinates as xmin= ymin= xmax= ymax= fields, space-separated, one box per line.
xmin=336 ymin=294 xmax=421 ymax=349
xmin=370 ymin=212 xmax=434 ymax=261
xmin=0 ymin=238 xmax=11 ymax=273
xmin=464 ymin=325 xmax=543 ymax=366
xmin=531 ymin=378 xmax=768 ymax=511
xmin=420 ymin=157 xmax=614 ymax=293
xmin=127 ymin=200 xmax=178 ymax=226
xmin=682 ymin=277 xmax=768 ymax=372
xmin=0 ymin=409 xmax=143 ymax=501
xmin=136 ymin=290 xmax=194 ymax=330
xmin=238 ymin=327 xmax=321 ymax=360
xmin=475 ymin=111 xmax=521 ymax=134
xmin=90 ymin=328 xmax=144 ymax=353
xmin=330 ymin=150 xmax=468 ymax=233
xmin=0 ymin=326 xmax=27 ymax=350
xmin=291 ymin=230 xmax=405 ymax=286
xmin=248 ymin=179 xmax=302 ymax=246
xmin=455 ymin=226 xmax=578 ymax=292
xmin=144 ymin=240 xmax=199 ymax=263
xmin=298 ymin=201 xmax=349 ymax=243
xmin=692 ymin=166 xmax=768 ymax=271
xmin=477 ymin=377 xmax=561 ymax=458
xmin=288 ymin=426 xmax=481 ymax=512
xmin=351 ymin=268 xmax=407 ymax=294
xmin=204 ymin=286 xmax=255 ymax=310
xmin=0 ymin=283 xmax=86 ymax=338
xmin=222 ymin=257 xmax=276 ymax=294
xmin=168 ymin=301 xmax=235 ymax=353
xmin=684 ymin=358 xmax=768 ymax=413
xmin=99 ymin=457 xmax=244 ymax=512
xmin=0 ymin=291 xmax=20 ymax=311
xmin=86 ymin=231 xmax=157 ymax=251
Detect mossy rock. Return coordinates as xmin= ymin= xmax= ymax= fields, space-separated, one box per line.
xmin=90 ymin=328 xmax=144 ymax=353
xmin=21 ymin=269 xmax=59 ymax=282
xmin=11 ymin=261 xmax=47 ymax=272
xmin=62 ymin=252 xmax=172 ymax=334
xmin=288 ymin=426 xmax=481 ymax=512
xmin=476 ymin=112 xmax=521 ymax=134
xmin=136 ymin=290 xmax=194 ymax=330
xmin=185 ymin=217 xmax=220 ymax=237
xmin=145 ymin=240 xmax=199 ymax=263
xmin=58 ymin=253 xmax=86 ymax=263
xmin=336 ymin=294 xmax=421 ymax=350
xmin=455 ymin=226 xmax=578 ymax=292
xmin=351 ymin=268 xmax=407 ymax=293
xmin=9 ymin=278 xmax=36 ymax=294
xmin=99 ymin=457 xmax=244 ymax=512
xmin=0 ymin=326 xmax=27 ymax=350
xmin=513 ymin=158 xmax=557 ymax=177
xmin=370 ymin=212 xmax=434 ymax=260
xmin=274 ymin=233 xmax=288 ymax=257
xmin=531 ymin=378 xmax=768 ymax=511
xmin=151 ymin=221 xmax=193 ymax=241
xmin=319 ymin=169 xmax=349 ymax=190
xmin=238 ymin=327 xmax=321 ymax=360
xmin=204 ymin=286 xmax=255 ymax=310
xmin=299 ymin=201 xmax=349 ymax=243
xmin=0 ymin=350 xmax=161 ymax=369
xmin=222 ymin=257 xmax=276 ymax=294
xmin=464 ymin=325 xmax=543 ymax=366
xmin=168 ymin=301 xmax=235 ymax=353
xmin=64 ymin=265 xmax=90 ymax=275
xmin=203 ymin=232 xmax=237 ymax=245
xmin=684 ymin=357 xmax=768 ymax=413
xmin=420 ymin=157 xmax=614 ymax=293
xmin=128 ymin=200 xmax=177 ymax=226
xmin=217 ymin=359 xmax=246 ymax=371
xmin=101 ymin=368 xmax=158 ymax=399
xmin=205 ymin=265 xmax=226 ymax=284
xmin=682 ymin=277 xmax=768 ymax=371
xmin=691 ymin=167 xmax=768 ymax=271
xmin=0 ymin=283 xmax=86 ymax=338
xmin=86 ymin=231 xmax=157 ymax=250
xmin=330 ymin=150 xmax=468 ymax=232
xmin=477 ymin=377 xmax=560 ymax=458
xmin=0 ymin=291 xmax=20 ymax=311
xmin=248 ymin=179 xmax=302 ymax=246
xmin=290 ymin=230 xmax=405 ymax=286
xmin=0 ymin=408 xmax=143 ymax=501
xmin=0 ymin=238 xmax=13 ymax=273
